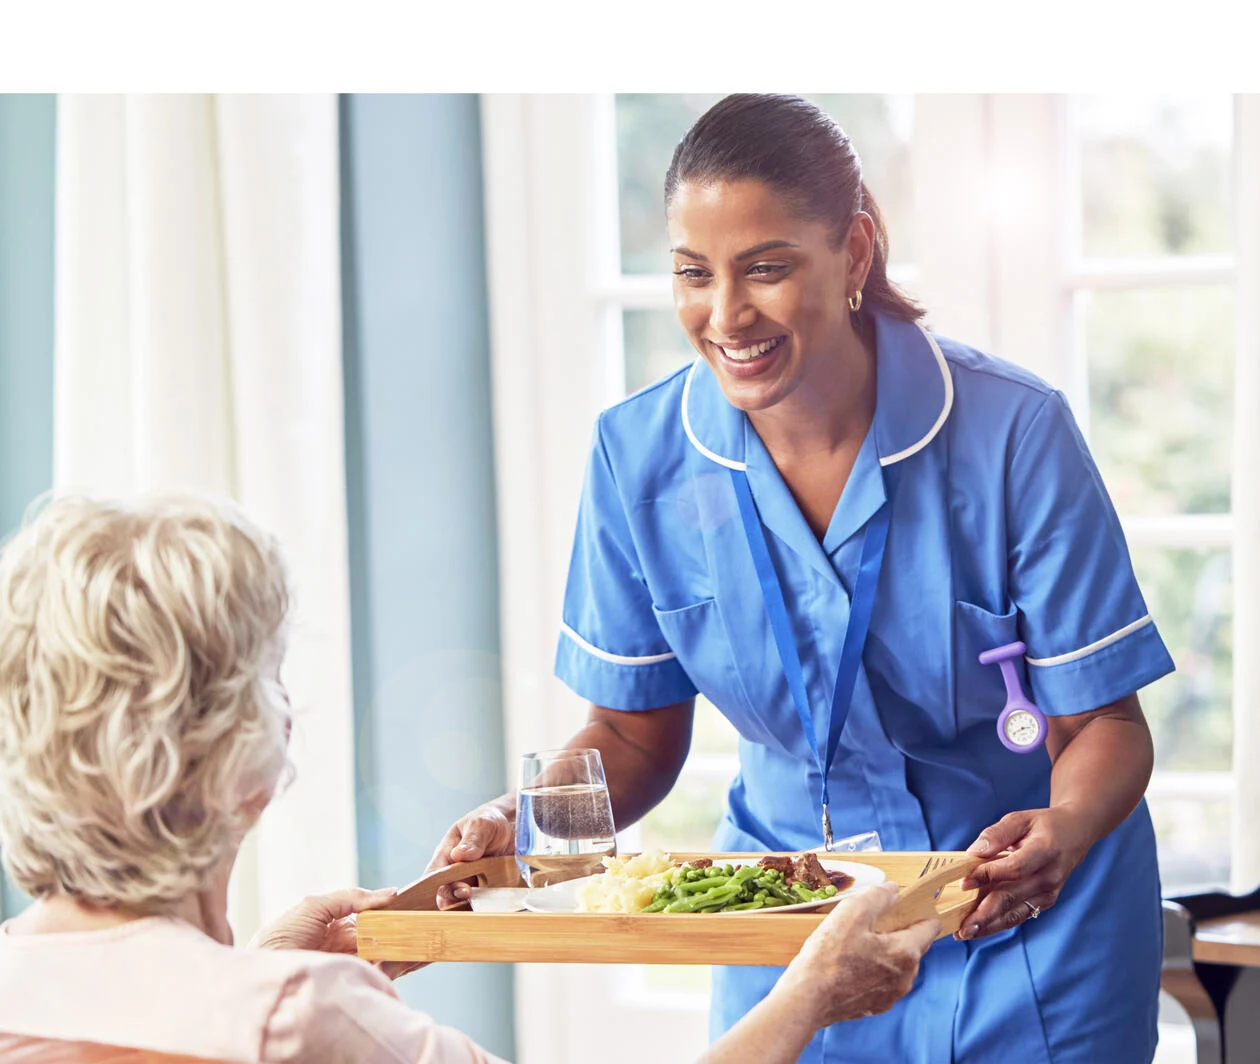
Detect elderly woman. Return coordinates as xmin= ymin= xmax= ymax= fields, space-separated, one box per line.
xmin=0 ymin=495 xmax=936 ymax=1064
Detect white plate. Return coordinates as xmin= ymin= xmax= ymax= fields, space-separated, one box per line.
xmin=523 ymin=858 xmax=886 ymax=915
xmin=469 ymin=886 xmax=530 ymax=913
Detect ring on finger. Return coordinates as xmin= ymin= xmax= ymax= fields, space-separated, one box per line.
xmin=1024 ymin=900 xmax=1041 ymax=920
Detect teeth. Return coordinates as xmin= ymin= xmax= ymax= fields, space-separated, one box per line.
xmin=722 ymin=337 xmax=782 ymax=362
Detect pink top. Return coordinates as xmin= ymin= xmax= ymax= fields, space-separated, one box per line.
xmin=0 ymin=915 xmax=510 ymax=1064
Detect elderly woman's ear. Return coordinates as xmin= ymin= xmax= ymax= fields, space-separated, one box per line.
xmin=238 ymin=788 xmax=275 ymax=826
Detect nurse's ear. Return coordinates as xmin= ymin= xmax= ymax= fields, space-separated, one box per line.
xmin=838 ymin=211 xmax=876 ymax=302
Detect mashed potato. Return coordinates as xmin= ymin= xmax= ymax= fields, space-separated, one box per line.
xmin=575 ymin=849 xmax=676 ymax=913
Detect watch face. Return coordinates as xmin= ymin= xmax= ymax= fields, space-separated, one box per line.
xmin=1004 ymin=709 xmax=1042 ymax=748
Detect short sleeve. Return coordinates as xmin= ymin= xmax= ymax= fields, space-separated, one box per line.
xmin=554 ymin=418 xmax=698 ymax=709
xmin=1006 ymin=390 xmax=1175 ymax=715
xmin=261 ymin=954 xmax=510 ymax=1064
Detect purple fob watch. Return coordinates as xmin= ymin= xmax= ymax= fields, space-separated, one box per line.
xmin=978 ymin=641 xmax=1048 ymax=753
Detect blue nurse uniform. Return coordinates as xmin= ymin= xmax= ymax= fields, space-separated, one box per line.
xmin=554 ymin=311 xmax=1176 ymax=1063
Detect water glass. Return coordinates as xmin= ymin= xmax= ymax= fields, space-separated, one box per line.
xmin=516 ymin=748 xmax=616 ymax=887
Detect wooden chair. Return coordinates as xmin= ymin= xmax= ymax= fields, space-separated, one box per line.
xmin=0 ymin=1032 xmax=234 ymax=1063
xmin=1161 ymin=884 xmax=1260 ymax=1064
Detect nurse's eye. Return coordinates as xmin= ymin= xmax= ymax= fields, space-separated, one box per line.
xmin=673 ymin=265 xmax=711 ymax=284
xmin=748 ymin=262 xmax=789 ymax=279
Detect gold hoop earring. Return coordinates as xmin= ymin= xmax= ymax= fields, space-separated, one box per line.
xmin=848 ymin=290 xmax=863 ymax=313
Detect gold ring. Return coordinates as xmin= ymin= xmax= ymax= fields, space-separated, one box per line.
xmin=1025 ymin=900 xmax=1041 ymax=920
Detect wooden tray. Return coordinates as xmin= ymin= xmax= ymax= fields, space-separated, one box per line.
xmin=356 ymin=851 xmax=980 ymax=966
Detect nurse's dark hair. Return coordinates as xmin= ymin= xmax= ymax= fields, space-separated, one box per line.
xmin=664 ymin=94 xmax=925 ymax=324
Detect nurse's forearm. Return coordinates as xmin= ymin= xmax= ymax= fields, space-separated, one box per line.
xmin=564 ymin=701 xmax=696 ymax=828
xmin=473 ymin=701 xmax=694 ymax=832
xmin=1046 ymin=693 xmax=1154 ymax=850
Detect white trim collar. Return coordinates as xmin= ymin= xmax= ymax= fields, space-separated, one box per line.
xmin=879 ymin=325 xmax=954 ymax=467
xmin=681 ymin=361 xmax=746 ymax=471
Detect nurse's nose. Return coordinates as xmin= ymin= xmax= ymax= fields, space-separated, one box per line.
xmin=709 ymin=278 xmax=756 ymax=337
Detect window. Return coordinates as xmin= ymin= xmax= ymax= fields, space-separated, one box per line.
xmin=1067 ymin=95 xmax=1236 ymax=890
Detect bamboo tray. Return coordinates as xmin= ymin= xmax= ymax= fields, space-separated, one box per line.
xmin=357 ymin=851 xmax=980 ymax=966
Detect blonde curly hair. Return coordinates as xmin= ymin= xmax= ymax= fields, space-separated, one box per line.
xmin=0 ymin=494 xmax=292 ymax=910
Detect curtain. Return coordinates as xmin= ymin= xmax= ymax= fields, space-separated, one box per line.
xmin=53 ymin=94 xmax=358 ymax=937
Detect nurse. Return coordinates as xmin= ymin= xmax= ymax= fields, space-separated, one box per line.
xmin=433 ymin=95 xmax=1175 ymax=1063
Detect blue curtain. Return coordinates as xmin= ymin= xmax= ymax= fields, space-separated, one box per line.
xmin=0 ymin=93 xmax=56 ymax=920
xmin=340 ymin=93 xmax=515 ymax=1059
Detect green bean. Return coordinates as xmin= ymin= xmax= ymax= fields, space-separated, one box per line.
xmin=679 ymin=875 xmax=731 ymax=895
xmin=765 ymin=882 xmax=797 ymax=903
xmin=665 ymin=883 xmax=743 ymax=913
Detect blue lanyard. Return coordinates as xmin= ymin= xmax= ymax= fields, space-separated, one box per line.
xmin=729 ymin=462 xmax=900 ymax=848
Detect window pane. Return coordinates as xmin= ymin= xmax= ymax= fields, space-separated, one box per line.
xmin=1134 ymin=547 xmax=1232 ymax=772
xmin=638 ymin=963 xmax=711 ymax=998
xmin=1077 ymin=95 xmax=1232 ymax=259
xmin=624 ymin=307 xmax=693 ymax=394
xmin=1083 ymin=286 xmax=1234 ymax=515
xmin=1134 ymin=546 xmax=1232 ymax=892
xmin=1150 ymin=790 xmax=1231 ymax=892
xmin=615 ymin=94 xmax=914 ymax=275
xmin=638 ymin=770 xmax=733 ymax=853
xmin=692 ymin=695 xmax=740 ymax=757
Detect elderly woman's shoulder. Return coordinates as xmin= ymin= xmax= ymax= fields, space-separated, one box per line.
xmin=170 ymin=926 xmax=439 ymax=1060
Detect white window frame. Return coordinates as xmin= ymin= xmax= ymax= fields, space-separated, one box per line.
xmin=481 ymin=93 xmax=1260 ymax=1064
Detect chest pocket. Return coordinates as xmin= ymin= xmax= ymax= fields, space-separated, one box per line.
xmin=651 ymin=598 xmax=774 ymax=743
xmin=954 ymin=600 xmax=1022 ymax=734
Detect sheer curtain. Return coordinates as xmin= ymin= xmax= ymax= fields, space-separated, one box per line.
xmin=52 ymin=94 xmax=358 ymax=937
xmin=1233 ymin=94 xmax=1260 ymax=893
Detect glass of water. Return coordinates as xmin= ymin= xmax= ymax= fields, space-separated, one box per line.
xmin=516 ymin=748 xmax=616 ymax=887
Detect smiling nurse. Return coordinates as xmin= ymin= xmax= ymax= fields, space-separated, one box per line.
xmin=434 ymin=95 xmax=1174 ymax=1063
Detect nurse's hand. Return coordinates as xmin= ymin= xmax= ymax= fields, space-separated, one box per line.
xmin=425 ymin=795 xmax=517 ymax=910
xmin=954 ymin=807 xmax=1092 ymax=940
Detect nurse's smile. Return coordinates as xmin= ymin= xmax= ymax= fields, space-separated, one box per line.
xmin=711 ymin=334 xmax=788 ymax=377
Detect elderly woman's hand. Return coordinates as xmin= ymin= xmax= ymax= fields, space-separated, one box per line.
xmin=426 ymin=797 xmax=516 ymax=910
xmin=248 ymin=887 xmax=399 ymax=954
xmin=955 ymin=806 xmax=1092 ymax=940
xmin=777 ymin=881 xmax=939 ymax=1027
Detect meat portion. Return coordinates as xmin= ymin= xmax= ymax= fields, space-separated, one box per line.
xmin=689 ymin=857 xmax=713 ymax=869
xmin=790 ymin=853 xmax=833 ymax=891
xmin=756 ymin=853 xmax=854 ymax=892
xmin=757 ymin=855 xmax=794 ymax=877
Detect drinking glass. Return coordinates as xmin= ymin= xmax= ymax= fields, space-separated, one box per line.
xmin=515 ymin=748 xmax=616 ymax=887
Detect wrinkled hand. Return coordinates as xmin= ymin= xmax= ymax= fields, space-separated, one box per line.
xmin=956 ymin=807 xmax=1092 ymax=940
xmin=248 ymin=887 xmax=399 ymax=954
xmin=426 ymin=799 xmax=516 ymax=910
xmin=778 ymin=881 xmax=940 ymax=1027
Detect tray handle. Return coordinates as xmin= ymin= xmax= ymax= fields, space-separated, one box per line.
xmin=386 ymin=855 xmax=522 ymax=912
